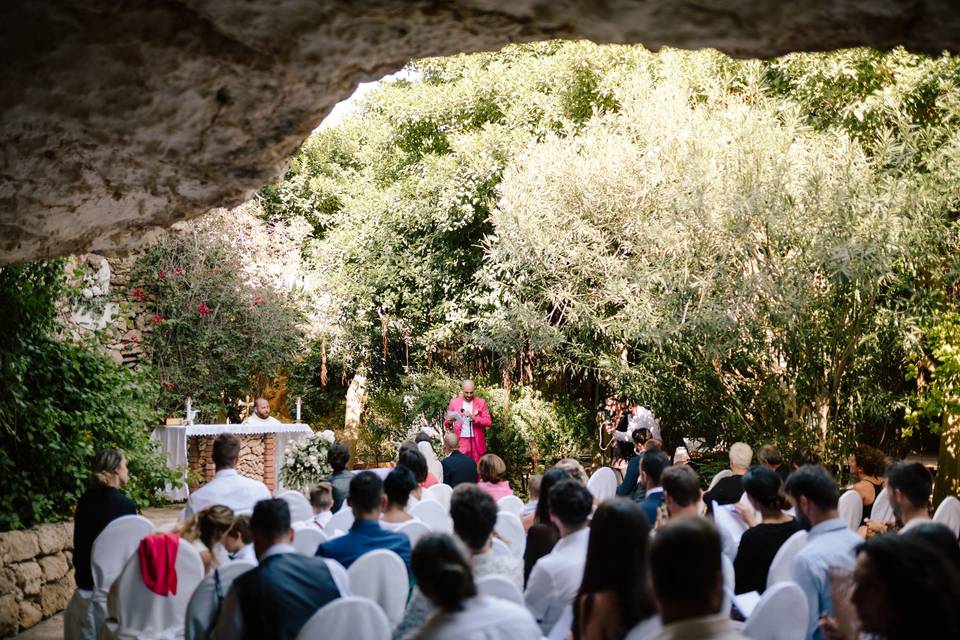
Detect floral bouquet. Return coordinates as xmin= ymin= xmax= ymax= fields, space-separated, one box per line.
xmin=280 ymin=429 xmax=336 ymax=490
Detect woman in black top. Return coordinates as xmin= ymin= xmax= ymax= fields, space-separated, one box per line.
xmin=73 ymin=448 xmax=137 ymax=591
xmin=733 ymin=466 xmax=801 ymax=594
xmin=848 ymin=445 xmax=885 ymax=523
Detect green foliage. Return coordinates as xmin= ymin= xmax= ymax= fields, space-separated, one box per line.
xmin=0 ymin=262 xmax=178 ymax=531
xmin=285 ymin=337 xmax=348 ymax=431
xmin=906 ymin=312 xmax=960 ymax=435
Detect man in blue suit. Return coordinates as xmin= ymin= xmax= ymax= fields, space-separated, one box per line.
xmin=214 ymin=499 xmax=343 ymax=640
xmin=638 ymin=450 xmax=670 ymax=526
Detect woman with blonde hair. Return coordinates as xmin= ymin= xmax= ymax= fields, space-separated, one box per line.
xmin=176 ymin=505 xmax=234 ymax=573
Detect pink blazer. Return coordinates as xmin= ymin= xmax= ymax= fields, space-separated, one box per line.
xmin=444 ymin=395 xmax=491 ymax=462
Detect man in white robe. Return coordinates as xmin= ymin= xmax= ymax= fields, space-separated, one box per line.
xmin=243 ymin=397 xmax=281 ymax=426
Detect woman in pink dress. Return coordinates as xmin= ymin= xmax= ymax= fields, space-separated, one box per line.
xmin=477 ymin=454 xmax=513 ymax=501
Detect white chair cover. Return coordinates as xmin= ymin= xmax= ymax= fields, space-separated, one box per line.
xmin=586 ymin=467 xmax=618 ymax=502
xmin=838 ymin=490 xmax=863 ymax=530
xmin=64 ymin=589 xmax=96 ymax=640
xmin=91 ymin=515 xmax=156 ymax=634
xmin=108 ymin=537 xmax=205 ymax=639
xmin=326 ymin=506 xmax=355 ymax=533
xmin=417 ymin=442 xmax=444 ymax=483
xmin=496 ymin=495 xmax=525 ymax=517
xmin=547 ymin=603 xmax=574 ymax=640
xmin=720 ymin=554 xmax=734 ymax=615
xmin=494 ymin=511 xmax=526 ymax=559
xmin=398 ymin=520 xmax=431 ymax=547
xmin=491 ymin=538 xmax=512 ymax=556
xmin=933 ymin=495 xmax=960 ymax=538
xmin=767 ymin=530 xmax=808 ymax=587
xmin=475 ymin=574 xmax=524 ymax=605
xmin=278 ymin=490 xmax=314 ymax=523
xmin=423 ymin=483 xmax=453 ymax=511
xmin=623 ymin=615 xmax=663 ymax=640
xmin=869 ymin=486 xmax=894 ymax=524
xmin=292 ymin=527 xmax=328 ymax=557
xmin=742 ymin=582 xmax=809 ymax=640
xmin=184 ymin=561 xmax=255 ymax=640
xmin=295 ymin=596 xmax=390 ymax=640
xmin=737 ymin=491 xmax=760 ymax=525
xmin=708 ymin=469 xmax=734 ymax=491
xmin=346 ymin=550 xmax=409 ymax=626
xmin=409 ymin=499 xmax=452 ymax=532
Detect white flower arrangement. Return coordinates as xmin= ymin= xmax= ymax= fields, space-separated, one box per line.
xmin=280 ymin=429 xmax=336 ymax=489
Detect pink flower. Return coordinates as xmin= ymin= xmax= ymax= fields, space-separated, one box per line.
xmin=132 ymin=288 xmax=145 ymax=302
xmin=252 ymin=295 xmax=267 ymax=307
xmin=197 ymin=302 xmax=212 ymax=316
xmin=174 ymin=267 xmax=184 ymax=276
xmin=158 ymin=269 xmax=166 ymax=278
xmin=148 ymin=315 xmax=164 ymax=325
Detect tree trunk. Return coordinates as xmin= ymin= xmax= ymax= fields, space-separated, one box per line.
xmin=343 ymin=372 xmax=367 ymax=466
xmin=934 ymin=412 xmax=960 ymax=505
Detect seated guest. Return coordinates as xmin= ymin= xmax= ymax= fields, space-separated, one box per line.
xmin=477 ymin=453 xmax=513 ymax=501
xmin=902 ymin=521 xmax=960 ymax=570
xmin=398 ymin=445 xmax=436 ymax=491
xmin=381 ymin=467 xmax=421 ymax=531
xmin=886 ymin=461 xmax=933 ymax=533
xmin=703 ymin=442 xmax=752 ymax=512
xmin=177 ymin=505 xmax=235 ymax=574
xmin=406 ymin=534 xmax=541 ymax=640
xmin=213 ymin=499 xmax=343 ymax=640
xmin=394 ymin=485 xmax=524 ymax=639
xmin=326 ymin=442 xmax=354 ymax=513
xmin=522 ymin=474 xmax=542 ymax=521
xmin=182 ymin=434 xmax=271 ymax=518
xmin=649 ymin=518 xmax=746 ymax=640
xmin=733 ymin=466 xmax=801 ymax=594
xmin=791 ymin=447 xmax=821 ymax=472
xmin=439 ymin=432 xmax=477 ymax=488
xmin=308 ymin=482 xmax=334 ymax=529
xmin=784 ymin=466 xmax=861 ymax=640
xmin=847 ymin=445 xmax=885 ymax=525
xmin=316 ymin=471 xmax=411 ymax=571
xmin=616 ymin=430 xmax=653 ymax=499
xmin=638 ymin=450 xmax=670 ymax=526
xmin=525 ymin=478 xmax=594 ymax=634
xmin=573 ymin=500 xmax=658 ymax=640
xmin=661 ymin=464 xmax=703 ymax=521
xmin=223 ymin=514 xmax=256 ymax=564
xmin=757 ymin=444 xmax=790 ymax=483
xmin=523 ymin=467 xmax=570 ymax=582
xmin=555 ymin=457 xmax=589 ymax=485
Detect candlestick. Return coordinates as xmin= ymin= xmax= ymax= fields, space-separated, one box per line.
xmin=296 ymin=397 xmax=302 ymax=423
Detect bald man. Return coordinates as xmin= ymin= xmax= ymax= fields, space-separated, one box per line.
xmin=243 ymin=397 xmax=281 ymax=425
xmin=443 ymin=380 xmax=492 ymax=463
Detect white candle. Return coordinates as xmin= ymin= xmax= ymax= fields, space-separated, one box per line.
xmin=185 ymin=397 xmax=192 ymax=425
xmin=296 ymin=397 xmax=302 ymax=423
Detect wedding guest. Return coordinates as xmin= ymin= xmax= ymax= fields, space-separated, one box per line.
xmin=477 ymin=454 xmax=513 ymax=501
xmin=522 ymin=474 xmax=542 ymax=521
xmin=573 ymin=499 xmax=658 ymax=640
xmin=326 ymin=442 xmax=354 ymax=512
xmin=886 ymin=461 xmax=932 ymax=533
xmin=525 ymin=478 xmax=594 ymax=634
xmin=650 ymin=518 xmax=746 ymax=640
xmin=555 ymin=457 xmax=590 ymax=485
xmin=616 ymin=430 xmax=654 ymax=499
xmin=213 ymin=499 xmax=343 ymax=640
xmin=182 ymin=434 xmax=271 ymax=518
xmin=784 ymin=466 xmax=860 ymax=640
xmin=380 ymin=467 xmax=421 ymax=531
xmin=439 ymin=432 xmax=477 ymax=488
xmin=757 ymin=444 xmax=790 ymax=483
xmin=661 ymin=464 xmax=703 ymax=521
xmin=733 ymin=466 xmax=801 ymax=594
xmin=847 ymin=445 xmax=884 ymax=524
xmin=523 ymin=467 xmax=570 ymax=582
xmin=316 ymin=471 xmax=411 ymax=571
xmin=703 ymin=442 xmax=752 ymax=512
xmin=398 ymin=445 xmax=437 ymax=490
xmin=177 ymin=505 xmax=235 ymax=574
xmin=406 ymin=535 xmax=541 ymax=640
xmin=901 ymin=521 xmax=960 ymax=569
xmin=308 ymin=482 xmax=334 ymax=529
xmin=638 ymin=450 xmax=670 ymax=526
xmin=222 ymin=514 xmax=256 ymax=564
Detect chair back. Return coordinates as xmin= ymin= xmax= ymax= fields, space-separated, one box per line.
xmin=292 ymin=527 xmax=328 ymax=557
xmin=767 ymin=530 xmax=808 ymax=587
xmin=91 ymin=515 xmax=155 ymax=632
xmin=496 ymin=495 xmax=525 ymax=517
xmin=494 ymin=511 xmax=526 ymax=559
xmin=409 ymin=499 xmax=451 ymax=532
xmin=398 ymin=520 xmax=431 ymax=547
xmin=347 ymin=550 xmax=409 ymax=625
xmin=933 ymin=495 xmax=960 ymax=538
xmin=326 ymin=506 xmax=355 ymax=533
xmin=278 ymin=490 xmax=314 ymax=523
xmin=869 ymin=486 xmax=894 ymax=524
xmin=838 ymin=490 xmax=863 ymax=530
xmin=417 ymin=442 xmax=444 ymax=484
xmin=295 ymin=596 xmax=390 ymax=640
xmin=547 ymin=603 xmax=574 ymax=640
xmin=708 ymin=469 xmax=734 ymax=491
xmin=742 ymin=581 xmax=809 ymax=640
xmin=720 ymin=554 xmax=734 ymax=615
xmin=586 ymin=467 xmax=618 ymax=502
xmin=475 ymin=575 xmax=523 ymax=605
xmin=184 ymin=561 xmax=255 ymax=640
xmin=491 ymin=538 xmax=512 ymax=557
xmin=423 ymin=483 xmax=453 ymax=511
xmin=110 ymin=538 xmax=205 ymax=639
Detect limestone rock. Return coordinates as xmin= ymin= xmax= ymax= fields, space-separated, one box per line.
xmin=37 ymin=522 xmax=71 ymax=555
xmin=0 ymin=595 xmax=18 ymax=638
xmin=0 ymin=530 xmax=39 ymax=563
xmin=39 ymin=553 xmax=69 ymax=582
xmin=18 ymin=600 xmax=42 ymax=630
xmin=0 ymin=567 xmax=16 ymax=596
xmin=13 ymin=560 xmax=42 ymax=596
xmin=40 ymin=577 xmax=72 ymax=616
xmin=2 ymin=1 xmax=960 ymax=264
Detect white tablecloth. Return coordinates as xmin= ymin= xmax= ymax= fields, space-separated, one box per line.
xmin=150 ymin=423 xmax=313 ymax=500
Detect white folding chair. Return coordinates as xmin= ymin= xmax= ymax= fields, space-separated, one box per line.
xmin=869 ymin=486 xmax=894 ymax=524
xmin=91 ymin=515 xmax=155 ymax=634
xmin=184 ymin=561 xmax=255 ymax=640
xmin=933 ymin=495 xmax=960 ymax=538
xmin=398 ymin=520 xmax=431 ymax=547
xmin=586 ymin=467 xmax=618 ymax=502
xmin=708 ymin=469 xmax=734 ymax=491
xmin=496 ymin=494 xmax=525 ymax=517
xmin=767 ymin=530 xmax=808 ymax=587
xmin=278 ymin=490 xmax=314 ymax=523
xmin=720 ymin=554 xmax=734 ymax=615
xmin=494 ymin=511 xmax=526 ymax=559
xmin=293 ymin=527 xmax=328 ymax=557
xmin=346 ymin=550 xmax=409 ymax=626
xmin=423 ymin=483 xmax=453 ymax=511
xmin=742 ymin=582 xmax=809 ymax=640
xmin=326 ymin=506 xmax=355 ymax=533
xmin=491 ymin=538 xmax=512 ymax=556
xmin=106 ymin=537 xmax=205 ymax=639
xmin=475 ymin=575 xmax=523 ymax=605
xmin=838 ymin=490 xmax=863 ymax=530
xmin=295 ymin=596 xmax=390 ymax=640
xmin=409 ymin=499 xmax=451 ymax=532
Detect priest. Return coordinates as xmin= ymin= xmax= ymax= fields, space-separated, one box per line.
xmin=244 ymin=397 xmax=281 ymax=425
xmin=443 ymin=380 xmax=492 ymax=463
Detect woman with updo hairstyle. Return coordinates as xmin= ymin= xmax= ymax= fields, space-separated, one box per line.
xmin=175 ymin=504 xmax=235 ymax=574
xmin=733 ymin=465 xmax=802 ymax=594
xmin=848 ymin=444 xmax=885 ymax=524
xmin=408 ymin=534 xmax=541 ymax=639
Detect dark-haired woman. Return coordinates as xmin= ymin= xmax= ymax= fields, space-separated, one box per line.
xmin=573 ymin=499 xmax=658 ymax=640
xmin=381 ymin=467 xmax=421 ymax=531
xmin=733 ymin=466 xmax=802 ymax=594
xmin=405 ymin=534 xmax=541 ymax=640
xmin=523 ymin=467 xmax=570 ymax=583
xmin=848 ymin=445 xmax=885 ymax=524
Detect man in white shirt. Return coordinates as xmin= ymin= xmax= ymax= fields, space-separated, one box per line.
xmin=182 ymin=434 xmax=272 ymax=518
xmin=886 ymin=461 xmax=933 ymax=534
xmin=524 ymin=478 xmax=594 ymax=634
xmin=243 ymin=397 xmax=281 ymax=425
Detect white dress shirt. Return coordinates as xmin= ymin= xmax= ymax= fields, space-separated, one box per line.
xmin=228 ymin=543 xmax=257 ymax=564
xmin=898 ymin=515 xmax=932 ymax=533
xmin=524 ymin=526 xmax=591 ymax=634
xmin=243 ymin=413 xmax=282 ymax=425
xmin=182 ymin=468 xmax=272 ymax=519
xmin=408 ymin=595 xmax=541 ymax=640
xmin=650 ymin=614 xmax=746 ymax=640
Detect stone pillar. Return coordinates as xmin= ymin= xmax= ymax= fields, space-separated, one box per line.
xmin=264 ymin=435 xmax=276 ymax=493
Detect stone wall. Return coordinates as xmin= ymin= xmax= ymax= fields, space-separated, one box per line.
xmin=0 ymin=523 xmax=75 ymax=636
xmin=188 ymin=434 xmax=277 ymax=493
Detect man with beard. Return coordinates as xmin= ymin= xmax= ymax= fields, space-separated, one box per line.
xmin=886 ymin=461 xmax=933 ymax=533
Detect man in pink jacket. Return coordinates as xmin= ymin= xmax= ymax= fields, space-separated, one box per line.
xmin=444 ymin=380 xmax=492 ymax=463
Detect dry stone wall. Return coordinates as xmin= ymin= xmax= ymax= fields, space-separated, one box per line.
xmin=0 ymin=523 xmax=75 ymax=636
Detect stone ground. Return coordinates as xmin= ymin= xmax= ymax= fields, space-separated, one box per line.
xmin=14 ymin=504 xmax=185 ymax=639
